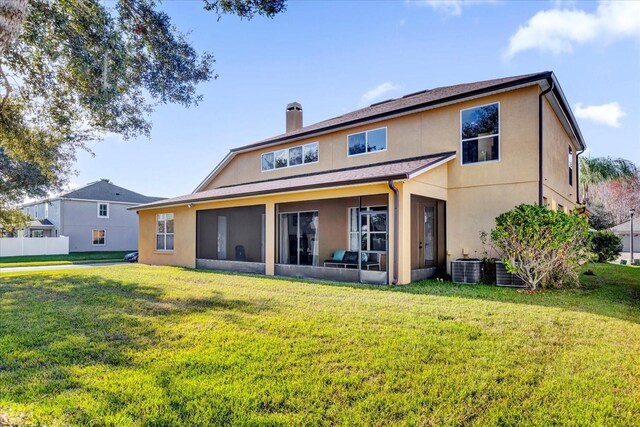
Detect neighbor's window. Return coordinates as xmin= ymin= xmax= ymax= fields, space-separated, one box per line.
xmin=98 ymin=202 xmax=109 ymax=218
xmin=568 ymin=145 xmax=573 ymax=186
xmin=92 ymin=229 xmax=105 ymax=245
xmin=461 ymin=103 xmax=499 ymax=164
xmin=261 ymin=142 xmax=319 ymax=171
xmin=348 ymin=127 xmax=387 ymax=156
xmin=156 ymin=213 xmax=174 ymax=251
xmin=31 ymin=230 xmax=44 ymax=238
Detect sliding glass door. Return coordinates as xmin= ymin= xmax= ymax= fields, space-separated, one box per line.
xmin=279 ymin=211 xmax=319 ymax=266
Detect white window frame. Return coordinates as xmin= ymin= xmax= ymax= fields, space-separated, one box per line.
xmin=92 ymin=229 xmax=106 ymax=246
xmin=348 ymin=206 xmax=388 ymax=254
xmin=460 ymin=102 xmax=500 ymax=166
xmin=261 ymin=142 xmax=319 ymax=172
xmin=347 ymin=127 xmax=388 ymax=157
xmin=31 ymin=230 xmax=44 ymax=238
xmin=568 ymin=145 xmax=573 ymax=186
xmin=156 ymin=213 xmax=174 ymax=252
xmin=97 ymin=202 xmax=109 ymax=218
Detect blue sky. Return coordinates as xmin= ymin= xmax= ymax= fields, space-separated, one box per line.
xmin=73 ymin=0 xmax=640 ymax=198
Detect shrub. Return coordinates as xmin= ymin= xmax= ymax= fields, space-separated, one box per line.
xmin=481 ymin=204 xmax=591 ymax=290
xmin=590 ymin=230 xmax=623 ymax=262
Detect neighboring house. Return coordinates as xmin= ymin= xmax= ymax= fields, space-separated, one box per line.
xmin=132 ymin=71 xmax=586 ymax=284
xmin=21 ymin=180 xmax=163 ymax=252
xmin=611 ymin=217 xmax=639 ymax=257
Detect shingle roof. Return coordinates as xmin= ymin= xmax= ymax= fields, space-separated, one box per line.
xmin=61 ymin=180 xmax=164 ymax=204
xmin=611 ymin=217 xmax=640 ymax=234
xmin=27 ymin=219 xmax=54 ymax=228
xmin=133 ymin=152 xmax=456 ymax=210
xmin=234 ymin=72 xmax=548 ymax=152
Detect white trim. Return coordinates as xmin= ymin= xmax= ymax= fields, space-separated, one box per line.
xmin=459 ymin=102 xmax=501 ymax=166
xmin=155 ymin=213 xmax=175 ymax=251
xmin=261 ymin=142 xmax=319 ymax=173
xmin=92 ymin=229 xmax=106 ymax=246
xmin=407 ymin=154 xmax=457 ymax=179
xmin=133 ymin=181 xmax=395 ymax=212
xmin=193 ymin=152 xmax=234 ymax=193
xmin=347 ymin=127 xmax=388 ymax=157
xmin=97 ymin=202 xmax=109 ymax=218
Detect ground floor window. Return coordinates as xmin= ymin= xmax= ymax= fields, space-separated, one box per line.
xmin=31 ymin=230 xmax=44 ymax=238
xmin=92 ymin=229 xmax=106 ymax=246
xmin=156 ymin=213 xmax=174 ymax=251
xmin=279 ymin=211 xmax=319 ymax=265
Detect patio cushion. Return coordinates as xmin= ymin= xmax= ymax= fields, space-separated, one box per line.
xmin=342 ymin=251 xmax=358 ymax=264
xmin=332 ymin=250 xmax=346 ymax=261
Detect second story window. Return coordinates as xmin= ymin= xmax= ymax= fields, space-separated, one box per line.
xmin=98 ymin=203 xmax=109 ymax=218
xmin=568 ymin=145 xmax=573 ymax=186
xmin=261 ymin=142 xmax=319 ymax=172
xmin=461 ymin=102 xmax=499 ymax=165
xmin=348 ymin=127 xmax=387 ymax=156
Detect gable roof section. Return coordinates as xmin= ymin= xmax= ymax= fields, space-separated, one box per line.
xmin=60 ymin=180 xmax=164 ymax=204
xmin=134 ymin=152 xmax=456 ymax=211
xmin=194 ymin=71 xmax=586 ymax=193
xmin=611 ymin=217 xmax=640 ymax=234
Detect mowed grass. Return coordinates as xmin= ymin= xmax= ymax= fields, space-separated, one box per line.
xmin=1 ymin=264 xmax=639 ymax=426
xmin=0 ymin=251 xmax=131 ymax=268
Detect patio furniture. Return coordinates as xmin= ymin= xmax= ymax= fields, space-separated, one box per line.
xmin=323 ymin=250 xmax=380 ymax=270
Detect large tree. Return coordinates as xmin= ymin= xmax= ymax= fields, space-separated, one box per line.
xmin=0 ymin=0 xmax=285 ymax=226
xmin=579 ymin=156 xmax=638 ymax=205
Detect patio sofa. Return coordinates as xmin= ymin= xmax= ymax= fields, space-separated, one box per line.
xmin=323 ymin=250 xmax=380 ymax=270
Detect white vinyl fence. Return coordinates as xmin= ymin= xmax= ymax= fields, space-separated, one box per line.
xmin=0 ymin=236 xmax=69 ymax=257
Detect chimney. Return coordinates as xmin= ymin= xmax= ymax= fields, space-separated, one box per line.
xmin=286 ymin=102 xmax=303 ymax=133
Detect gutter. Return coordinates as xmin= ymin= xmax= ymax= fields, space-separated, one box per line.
xmin=387 ymin=180 xmax=399 ymax=285
xmin=538 ymin=79 xmax=554 ymax=206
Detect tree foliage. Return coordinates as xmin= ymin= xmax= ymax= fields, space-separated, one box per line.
xmin=580 ymin=156 xmax=638 ymax=205
xmin=590 ymin=230 xmax=623 ymax=263
xmin=482 ymin=204 xmax=591 ymax=290
xmin=0 ymin=0 xmax=286 ymax=227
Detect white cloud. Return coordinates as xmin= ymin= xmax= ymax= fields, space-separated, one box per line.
xmin=408 ymin=1 xmax=495 ymax=17
xmin=505 ymin=1 xmax=640 ymax=58
xmin=360 ymin=82 xmax=400 ymax=107
xmin=574 ymin=102 xmax=626 ymax=128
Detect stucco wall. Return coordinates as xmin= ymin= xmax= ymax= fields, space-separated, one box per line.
xmin=542 ymin=97 xmax=578 ymax=209
xmin=205 ymin=85 xmax=541 ymax=191
xmin=138 ymin=184 xmax=394 ymax=271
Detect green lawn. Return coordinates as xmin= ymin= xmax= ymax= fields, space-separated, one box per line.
xmin=1 ymin=263 xmax=639 ymax=426
xmin=0 ymin=251 xmax=132 ymax=268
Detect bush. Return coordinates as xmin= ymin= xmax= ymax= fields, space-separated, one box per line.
xmin=590 ymin=230 xmax=622 ymax=262
xmin=481 ymin=204 xmax=591 ymax=290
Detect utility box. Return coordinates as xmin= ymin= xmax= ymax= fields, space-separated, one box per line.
xmin=451 ymin=259 xmax=482 ymax=284
xmin=495 ymin=261 xmax=527 ymax=288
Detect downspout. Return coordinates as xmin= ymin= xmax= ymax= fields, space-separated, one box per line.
xmin=538 ymin=80 xmax=554 ymax=206
xmin=388 ymin=180 xmax=399 ymax=285
xmin=576 ymin=149 xmax=583 ymax=204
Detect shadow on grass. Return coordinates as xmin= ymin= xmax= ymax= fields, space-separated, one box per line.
xmin=176 ymin=263 xmax=640 ymax=324
xmin=0 ymin=272 xmax=273 ymax=408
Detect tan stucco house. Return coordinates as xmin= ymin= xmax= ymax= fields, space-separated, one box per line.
xmin=131 ymin=71 xmax=586 ymax=285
